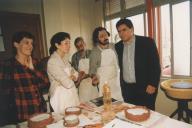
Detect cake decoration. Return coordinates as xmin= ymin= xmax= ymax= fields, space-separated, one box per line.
xmin=124 ymin=106 xmax=150 ymax=122
xmin=65 ymin=106 xmax=81 ymax=115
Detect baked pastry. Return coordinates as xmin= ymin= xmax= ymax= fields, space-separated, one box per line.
xmin=64 ymin=114 xmax=79 ymax=127
xmin=28 ymin=113 xmax=53 ymax=128
xmin=112 ymin=104 xmax=129 ymax=113
xmin=65 ymin=106 xmax=81 ymax=115
xmin=124 ymin=106 xmax=150 ymax=122
xmin=83 ymin=123 xmax=104 ymax=128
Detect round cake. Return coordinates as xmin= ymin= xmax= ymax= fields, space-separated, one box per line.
xmin=64 ymin=114 xmax=79 ymax=127
xmin=28 ymin=113 xmax=53 ymax=128
xmin=65 ymin=106 xmax=81 ymax=115
xmin=124 ymin=106 xmax=150 ymax=122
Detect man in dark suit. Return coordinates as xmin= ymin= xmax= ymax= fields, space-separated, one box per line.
xmin=115 ymin=18 xmax=161 ymax=110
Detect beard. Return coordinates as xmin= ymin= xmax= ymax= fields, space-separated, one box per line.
xmin=99 ymin=39 xmax=109 ymax=45
xmin=78 ymin=48 xmax=84 ymax=52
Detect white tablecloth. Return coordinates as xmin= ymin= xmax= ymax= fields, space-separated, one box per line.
xmin=2 ymin=102 xmax=192 ymax=128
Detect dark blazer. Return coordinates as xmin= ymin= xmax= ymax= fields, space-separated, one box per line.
xmin=115 ymin=35 xmax=161 ymax=90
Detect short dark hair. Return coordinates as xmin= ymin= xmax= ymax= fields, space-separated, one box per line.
xmin=49 ymin=32 xmax=70 ymax=55
xmin=116 ymin=18 xmax=134 ymax=29
xmin=12 ymin=31 xmax=34 ymax=43
xmin=92 ymin=27 xmax=110 ymax=46
xmin=74 ymin=37 xmax=84 ymax=47
xmin=12 ymin=31 xmax=35 ymax=55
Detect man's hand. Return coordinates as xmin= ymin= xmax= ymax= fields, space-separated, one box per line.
xmin=91 ymin=74 xmax=99 ymax=86
xmin=74 ymin=71 xmax=85 ymax=88
xmin=79 ymin=71 xmax=86 ymax=80
xmin=146 ymin=85 xmax=156 ymax=94
xmin=70 ymin=75 xmax=77 ymax=82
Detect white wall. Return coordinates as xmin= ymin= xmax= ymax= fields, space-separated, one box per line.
xmin=43 ymin=0 xmax=103 ymax=57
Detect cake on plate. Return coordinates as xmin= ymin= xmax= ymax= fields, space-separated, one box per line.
xmin=64 ymin=114 xmax=79 ymax=127
xmin=28 ymin=113 xmax=53 ymax=128
xmin=124 ymin=106 xmax=150 ymax=122
xmin=65 ymin=106 xmax=81 ymax=115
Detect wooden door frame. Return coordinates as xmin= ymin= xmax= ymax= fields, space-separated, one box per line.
xmin=0 ymin=11 xmax=47 ymax=60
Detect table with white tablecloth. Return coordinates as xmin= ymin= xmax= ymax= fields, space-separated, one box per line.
xmin=46 ymin=102 xmax=192 ymax=128
xmin=2 ymin=101 xmax=192 ymax=128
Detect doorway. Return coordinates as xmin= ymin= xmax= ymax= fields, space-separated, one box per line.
xmin=0 ymin=11 xmax=45 ymax=61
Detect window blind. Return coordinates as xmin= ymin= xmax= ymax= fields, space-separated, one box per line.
xmin=125 ymin=0 xmax=145 ymax=9
xmin=105 ymin=0 xmax=121 ymax=16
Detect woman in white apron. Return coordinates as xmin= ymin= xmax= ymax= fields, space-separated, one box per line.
xmin=78 ymin=57 xmax=99 ymax=102
xmin=47 ymin=32 xmax=80 ymax=115
xmin=97 ymin=48 xmax=123 ymax=101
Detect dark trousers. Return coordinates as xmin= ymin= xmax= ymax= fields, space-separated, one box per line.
xmin=0 ymin=93 xmax=18 ymax=126
xmin=121 ymin=82 xmax=157 ymax=110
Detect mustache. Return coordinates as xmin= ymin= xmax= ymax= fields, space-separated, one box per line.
xmin=98 ymin=39 xmax=109 ymax=45
xmin=78 ymin=49 xmax=84 ymax=52
xmin=104 ymin=39 xmax=109 ymax=43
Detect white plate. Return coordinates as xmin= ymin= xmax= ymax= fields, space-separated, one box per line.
xmin=171 ymin=82 xmax=192 ymax=89
xmin=115 ymin=110 xmax=164 ymax=127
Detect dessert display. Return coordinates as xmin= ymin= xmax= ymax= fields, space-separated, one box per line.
xmin=63 ymin=114 xmax=79 ymax=127
xmin=101 ymin=82 xmax=116 ymax=124
xmin=102 ymin=82 xmax=112 ymax=111
xmin=65 ymin=106 xmax=81 ymax=115
xmin=124 ymin=106 xmax=150 ymax=122
xmin=28 ymin=113 xmax=53 ymax=128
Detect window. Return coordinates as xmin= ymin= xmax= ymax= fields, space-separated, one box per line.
xmin=105 ymin=0 xmax=121 ymax=16
xmin=0 ymin=26 xmax=5 ymax=52
xmin=104 ymin=0 xmax=146 ymax=43
xmin=155 ymin=1 xmax=191 ymax=77
xmin=104 ymin=0 xmax=191 ymax=77
xmin=127 ymin=14 xmax=145 ymax=36
xmin=106 ymin=18 xmax=120 ymax=43
xmin=106 ymin=14 xmax=146 ymax=44
xmin=172 ymin=1 xmax=190 ymax=76
xmin=125 ymin=0 xmax=145 ymax=9
xmin=155 ymin=4 xmax=171 ymax=77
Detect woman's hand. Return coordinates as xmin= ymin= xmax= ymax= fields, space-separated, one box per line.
xmin=91 ymin=74 xmax=99 ymax=86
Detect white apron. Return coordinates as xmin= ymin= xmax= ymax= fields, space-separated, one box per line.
xmin=78 ymin=58 xmax=99 ymax=102
xmin=97 ymin=49 xmax=123 ymax=101
xmin=49 ymin=65 xmax=79 ymax=115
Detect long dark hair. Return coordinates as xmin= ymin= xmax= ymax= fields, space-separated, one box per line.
xmin=49 ymin=32 xmax=70 ymax=55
